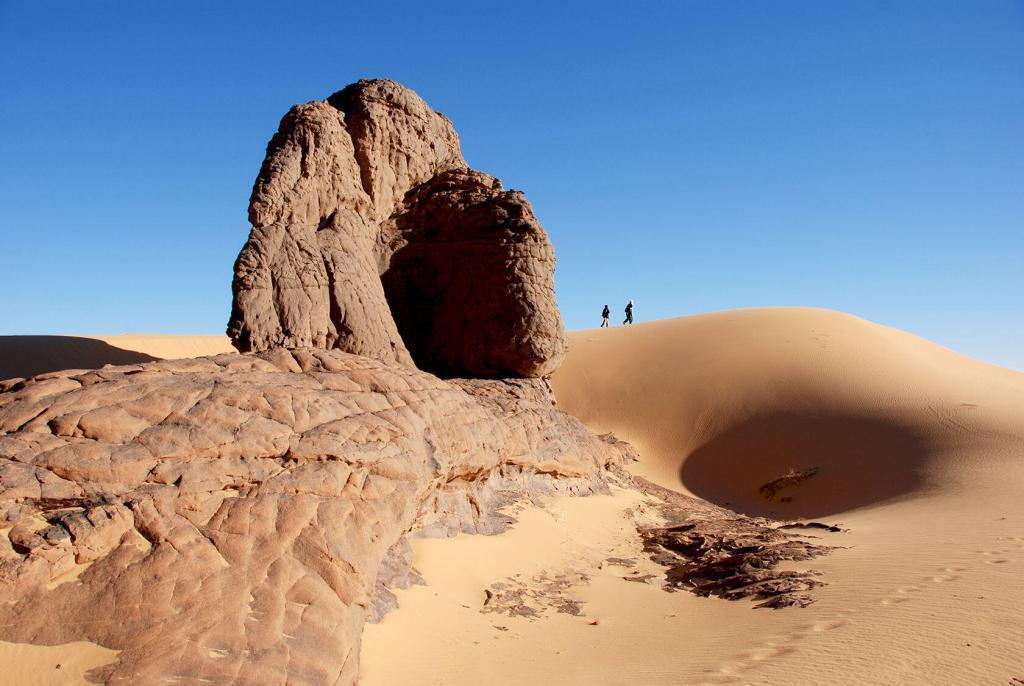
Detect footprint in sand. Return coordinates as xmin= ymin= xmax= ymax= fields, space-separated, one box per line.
xmin=881 ymin=584 xmax=921 ymax=605
xmin=771 ymin=615 xmax=851 ymax=647
xmin=981 ymin=550 xmax=1013 ymax=564
xmin=752 ymin=644 xmax=797 ymax=661
xmin=811 ymin=619 xmax=846 ymax=632
xmin=932 ymin=567 xmax=963 ymax=582
xmin=704 ymin=614 xmax=847 ymax=684
xmin=716 ymin=643 xmax=797 ymax=675
xmin=883 ymin=563 xmax=972 ymax=606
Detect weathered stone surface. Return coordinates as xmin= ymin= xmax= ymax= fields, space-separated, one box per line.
xmin=382 ymin=170 xmax=566 ymax=377
xmin=629 ymin=475 xmax=835 ymax=609
xmin=229 ymin=94 xmax=419 ymax=364
xmin=0 ymin=351 xmax=628 ymax=684
xmin=228 ymin=79 xmax=567 ymax=378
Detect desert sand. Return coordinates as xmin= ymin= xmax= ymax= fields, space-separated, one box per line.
xmin=2 ymin=309 xmax=1021 ymax=684
xmin=359 ymin=307 xmax=1024 ymax=685
xmin=0 ymin=640 xmax=119 ymax=686
xmin=0 ymin=335 xmax=234 ymax=382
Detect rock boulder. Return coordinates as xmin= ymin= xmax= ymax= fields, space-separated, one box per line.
xmin=229 ymin=80 xmax=567 ymax=378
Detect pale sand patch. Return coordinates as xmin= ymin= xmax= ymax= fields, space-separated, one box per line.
xmin=360 ymin=487 xmax=844 ymax=685
xmin=45 ymin=562 xmax=93 ymax=591
xmin=0 ymin=640 xmax=118 ymax=686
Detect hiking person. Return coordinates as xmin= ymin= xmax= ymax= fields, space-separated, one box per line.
xmin=623 ymin=300 xmax=634 ymax=325
xmin=601 ymin=304 xmax=610 ymax=328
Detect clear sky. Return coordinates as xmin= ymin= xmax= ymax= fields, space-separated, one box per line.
xmin=2 ymin=1 xmax=1021 ymax=369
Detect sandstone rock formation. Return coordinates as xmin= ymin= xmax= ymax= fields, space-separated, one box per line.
xmin=382 ymin=169 xmax=565 ymax=377
xmin=229 ymin=79 xmax=566 ymax=378
xmin=0 ymin=351 xmax=627 ymax=683
xmin=0 ymin=79 xmax=585 ymax=685
xmin=0 ymin=80 xmax=835 ymax=686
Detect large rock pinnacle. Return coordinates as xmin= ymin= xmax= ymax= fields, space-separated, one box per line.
xmin=228 ymin=79 xmax=567 ymax=378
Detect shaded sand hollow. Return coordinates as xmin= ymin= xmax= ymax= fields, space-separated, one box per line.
xmin=3 ymin=308 xmax=1023 ymax=684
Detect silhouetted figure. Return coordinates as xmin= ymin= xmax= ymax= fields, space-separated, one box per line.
xmin=623 ymin=300 xmax=634 ymax=325
xmin=601 ymin=304 xmax=610 ymax=328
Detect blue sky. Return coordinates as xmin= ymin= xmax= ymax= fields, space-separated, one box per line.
xmin=2 ymin=1 xmax=1022 ymax=369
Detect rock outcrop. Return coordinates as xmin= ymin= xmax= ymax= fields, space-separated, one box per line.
xmin=630 ymin=476 xmax=833 ymax=609
xmin=0 ymin=351 xmax=627 ymax=683
xmin=229 ymin=79 xmax=566 ymax=378
xmin=382 ymin=169 xmax=565 ymax=377
xmin=0 ymin=79 xmax=834 ymax=686
xmin=0 ymin=79 xmax=585 ymax=685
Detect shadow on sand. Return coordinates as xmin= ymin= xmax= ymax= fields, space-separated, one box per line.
xmin=0 ymin=336 xmax=160 ymax=381
xmin=680 ymin=411 xmax=931 ymax=519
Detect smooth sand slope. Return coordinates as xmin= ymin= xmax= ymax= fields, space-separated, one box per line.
xmin=0 ymin=335 xmax=234 ymax=381
xmin=554 ymin=307 xmax=1023 ymax=517
xmin=362 ymin=308 xmax=1024 ymax=685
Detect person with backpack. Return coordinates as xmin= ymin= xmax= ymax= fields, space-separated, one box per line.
xmin=601 ymin=304 xmax=610 ymax=328
xmin=623 ymin=300 xmax=634 ymax=325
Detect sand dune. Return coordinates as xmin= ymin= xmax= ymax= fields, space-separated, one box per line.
xmin=362 ymin=308 xmax=1024 ymax=685
xmin=554 ymin=307 xmax=1023 ymax=517
xmin=0 ymin=334 xmax=233 ymax=381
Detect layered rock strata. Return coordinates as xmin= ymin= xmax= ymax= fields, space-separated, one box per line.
xmin=0 ymin=351 xmax=627 ymax=683
xmin=229 ymin=80 xmax=566 ymax=378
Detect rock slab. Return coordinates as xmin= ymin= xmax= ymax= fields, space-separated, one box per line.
xmin=0 ymin=351 xmax=626 ymax=684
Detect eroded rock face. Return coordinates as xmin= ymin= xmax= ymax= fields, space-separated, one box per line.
xmin=630 ymin=475 xmax=833 ymax=609
xmin=229 ymin=79 xmax=567 ymax=378
xmin=0 ymin=352 xmax=627 ymax=684
xmin=382 ymin=170 xmax=565 ymax=377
